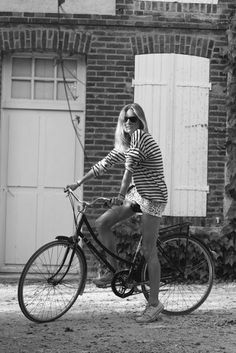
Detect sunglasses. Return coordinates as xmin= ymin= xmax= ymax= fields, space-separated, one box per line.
xmin=124 ymin=115 xmax=138 ymax=123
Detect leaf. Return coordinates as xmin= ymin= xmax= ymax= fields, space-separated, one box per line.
xmin=225 ymin=238 xmax=235 ymax=249
xmin=225 ymin=254 xmax=235 ymax=267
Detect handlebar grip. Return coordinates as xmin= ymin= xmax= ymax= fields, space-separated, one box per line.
xmin=104 ymin=199 xmax=112 ymax=208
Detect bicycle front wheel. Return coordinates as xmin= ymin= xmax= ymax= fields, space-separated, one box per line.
xmin=18 ymin=239 xmax=87 ymax=323
xmin=141 ymin=234 xmax=214 ymax=315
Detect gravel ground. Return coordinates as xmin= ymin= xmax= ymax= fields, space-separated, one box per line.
xmin=0 ymin=279 xmax=236 ymax=353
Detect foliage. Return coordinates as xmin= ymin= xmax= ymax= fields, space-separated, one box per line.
xmin=94 ymin=215 xmax=142 ymax=276
xmin=113 ymin=215 xmax=142 ymax=266
xmin=223 ymin=16 xmax=236 ymax=236
xmin=113 ymin=215 xmax=236 ymax=281
xmin=210 ymin=13 xmax=236 ymax=280
xmin=203 ymin=232 xmax=236 ymax=280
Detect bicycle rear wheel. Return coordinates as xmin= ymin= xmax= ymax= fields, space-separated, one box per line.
xmin=18 ymin=239 xmax=87 ymax=323
xmin=141 ymin=234 xmax=214 ymax=315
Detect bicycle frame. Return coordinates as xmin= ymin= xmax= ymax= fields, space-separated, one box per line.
xmin=76 ymin=212 xmax=135 ymax=273
xmin=66 ymin=189 xmax=192 ymax=278
xmin=67 ymin=189 xmax=139 ymax=274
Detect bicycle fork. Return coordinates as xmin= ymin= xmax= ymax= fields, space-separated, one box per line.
xmin=48 ymin=243 xmax=77 ymax=285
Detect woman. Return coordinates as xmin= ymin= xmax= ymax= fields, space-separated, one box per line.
xmin=67 ymin=103 xmax=168 ymax=323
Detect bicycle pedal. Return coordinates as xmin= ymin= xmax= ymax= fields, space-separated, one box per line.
xmin=95 ymin=283 xmax=111 ymax=289
xmin=133 ymin=286 xmax=142 ymax=294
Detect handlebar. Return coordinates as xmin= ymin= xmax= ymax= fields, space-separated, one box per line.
xmin=64 ymin=188 xmax=111 ymax=209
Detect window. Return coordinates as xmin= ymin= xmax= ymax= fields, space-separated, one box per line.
xmin=0 ymin=0 xmax=116 ymax=15
xmin=11 ymin=57 xmax=79 ymax=101
xmin=133 ymin=54 xmax=210 ymax=217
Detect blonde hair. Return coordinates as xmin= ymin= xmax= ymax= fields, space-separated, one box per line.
xmin=114 ymin=103 xmax=149 ymax=152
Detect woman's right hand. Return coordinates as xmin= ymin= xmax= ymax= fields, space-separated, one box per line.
xmin=65 ymin=181 xmax=81 ymax=191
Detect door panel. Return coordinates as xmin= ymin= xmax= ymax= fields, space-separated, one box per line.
xmin=39 ymin=191 xmax=73 ymax=247
xmin=5 ymin=191 xmax=37 ymax=264
xmin=7 ymin=114 xmax=39 ymax=187
xmin=43 ymin=112 xmax=76 ymax=186
xmin=3 ymin=109 xmax=81 ymax=265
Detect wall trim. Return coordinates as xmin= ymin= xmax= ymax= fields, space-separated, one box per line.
xmin=131 ymin=33 xmax=215 ymax=58
xmin=0 ymin=28 xmax=92 ymax=55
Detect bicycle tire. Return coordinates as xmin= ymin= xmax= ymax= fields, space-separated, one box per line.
xmin=18 ymin=239 xmax=87 ymax=323
xmin=141 ymin=234 xmax=215 ymax=315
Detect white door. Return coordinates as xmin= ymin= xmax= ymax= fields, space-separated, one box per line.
xmin=0 ymin=54 xmax=86 ymax=270
xmin=133 ymin=53 xmax=210 ymax=217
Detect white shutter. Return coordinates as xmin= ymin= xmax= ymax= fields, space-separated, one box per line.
xmin=133 ymin=54 xmax=174 ymax=215
xmin=133 ymin=53 xmax=210 ymax=217
xmin=173 ymin=55 xmax=210 ymax=216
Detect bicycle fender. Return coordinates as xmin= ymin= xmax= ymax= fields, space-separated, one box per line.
xmin=56 ymin=235 xmax=74 ymax=243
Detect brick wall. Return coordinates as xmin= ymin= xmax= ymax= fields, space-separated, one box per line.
xmin=0 ymin=0 xmax=235 ymax=273
xmin=116 ymin=0 xmax=234 ymax=19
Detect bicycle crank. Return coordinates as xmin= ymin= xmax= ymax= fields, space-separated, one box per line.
xmin=111 ymin=270 xmax=135 ymax=298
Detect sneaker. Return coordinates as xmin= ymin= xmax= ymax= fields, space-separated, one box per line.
xmin=136 ymin=302 xmax=164 ymax=323
xmin=136 ymin=303 xmax=150 ymax=318
xmin=93 ymin=271 xmax=113 ymax=288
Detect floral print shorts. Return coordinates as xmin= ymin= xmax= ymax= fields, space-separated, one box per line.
xmin=125 ymin=186 xmax=166 ymax=218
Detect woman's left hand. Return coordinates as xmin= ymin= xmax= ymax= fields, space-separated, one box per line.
xmin=110 ymin=194 xmax=125 ymax=206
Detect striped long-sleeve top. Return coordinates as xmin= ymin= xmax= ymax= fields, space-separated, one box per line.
xmin=92 ymin=129 xmax=168 ymax=203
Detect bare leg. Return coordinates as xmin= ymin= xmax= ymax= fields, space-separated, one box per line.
xmin=141 ymin=213 xmax=161 ymax=306
xmin=95 ymin=201 xmax=134 ymax=269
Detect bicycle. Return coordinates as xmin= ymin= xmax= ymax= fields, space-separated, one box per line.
xmin=18 ymin=188 xmax=215 ymax=323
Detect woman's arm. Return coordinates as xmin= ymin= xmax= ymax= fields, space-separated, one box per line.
xmin=119 ymin=169 xmax=133 ymax=198
xmin=92 ymin=148 xmax=125 ymax=177
xmin=110 ymin=169 xmax=132 ymax=206
xmin=66 ymin=148 xmax=125 ymax=191
xmin=66 ymin=168 xmax=94 ymax=191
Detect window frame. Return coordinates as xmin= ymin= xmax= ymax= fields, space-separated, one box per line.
xmin=2 ymin=53 xmax=86 ymax=111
